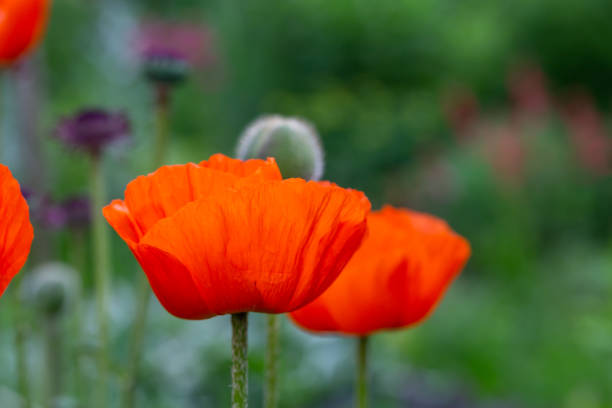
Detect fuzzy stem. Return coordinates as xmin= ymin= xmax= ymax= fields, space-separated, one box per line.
xmin=121 ymin=84 xmax=171 ymax=408
xmin=356 ymin=336 xmax=368 ymax=408
xmin=264 ymin=314 xmax=279 ymax=408
xmin=44 ymin=317 xmax=62 ymax=408
xmin=231 ymin=313 xmax=248 ymax=408
xmin=90 ymin=154 xmax=110 ymax=408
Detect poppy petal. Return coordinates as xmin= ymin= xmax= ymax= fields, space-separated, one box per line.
xmin=102 ymin=199 xmax=142 ymax=249
xmin=200 ymin=154 xmax=282 ymax=180
xmin=134 ymin=244 xmax=214 ymax=320
xmin=0 ymin=165 xmax=33 ymax=297
xmin=139 ymin=179 xmax=369 ymax=315
xmin=290 ymin=206 xmax=470 ymax=335
xmin=0 ymin=0 xmax=49 ymax=64
xmin=124 ymin=163 xmax=238 ymax=236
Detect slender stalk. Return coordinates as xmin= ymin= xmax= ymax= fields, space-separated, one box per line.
xmin=356 ymin=336 xmax=368 ymax=408
xmin=69 ymin=230 xmax=85 ymax=402
xmin=12 ymin=288 xmax=30 ymax=408
xmin=152 ymin=84 xmax=170 ymax=168
xmin=90 ymin=153 xmax=110 ymax=408
xmin=264 ymin=314 xmax=279 ymax=408
xmin=120 ymin=276 xmax=150 ymax=408
xmin=44 ymin=317 xmax=62 ymax=408
xmin=15 ymin=324 xmax=30 ymax=408
xmin=231 ymin=313 xmax=248 ymax=408
xmin=121 ymin=83 xmax=171 ymax=408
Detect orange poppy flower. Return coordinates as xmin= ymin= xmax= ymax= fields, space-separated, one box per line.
xmin=0 ymin=164 xmax=34 ymax=297
xmin=103 ymin=154 xmax=370 ymax=319
xmin=290 ymin=206 xmax=471 ymax=336
xmin=0 ymin=0 xmax=50 ymax=65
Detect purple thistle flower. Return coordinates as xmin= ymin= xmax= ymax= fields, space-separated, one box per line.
xmin=54 ymin=109 xmax=130 ymax=156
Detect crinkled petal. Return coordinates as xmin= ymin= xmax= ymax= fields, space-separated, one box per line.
xmin=200 ymin=154 xmax=282 ymax=180
xmin=124 ymin=163 xmax=238 ymax=236
xmin=140 ymin=179 xmax=369 ymax=315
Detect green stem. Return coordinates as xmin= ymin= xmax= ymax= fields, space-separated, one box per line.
xmin=121 ymin=275 xmax=150 ymax=408
xmin=152 ymin=84 xmax=170 ymax=168
xmin=69 ymin=230 xmax=85 ymax=402
xmin=12 ymin=288 xmax=30 ymax=408
xmin=231 ymin=313 xmax=248 ymax=408
xmin=121 ymin=83 xmax=171 ymax=408
xmin=264 ymin=314 xmax=279 ymax=408
xmin=90 ymin=154 xmax=110 ymax=408
xmin=356 ymin=336 xmax=368 ymax=408
xmin=44 ymin=317 xmax=62 ymax=408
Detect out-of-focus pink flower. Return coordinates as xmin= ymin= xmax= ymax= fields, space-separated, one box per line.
xmin=413 ymin=154 xmax=458 ymax=204
xmin=508 ymin=62 xmax=551 ymax=123
xmin=561 ymin=91 xmax=611 ymax=175
xmin=444 ymin=86 xmax=480 ymax=140
xmin=134 ymin=19 xmax=217 ymax=85
xmin=478 ymin=122 xmax=526 ymax=186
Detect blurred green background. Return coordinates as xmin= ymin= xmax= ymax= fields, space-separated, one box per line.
xmin=1 ymin=0 xmax=612 ymax=407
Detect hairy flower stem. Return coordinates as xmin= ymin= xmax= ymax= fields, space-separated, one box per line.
xmin=121 ymin=84 xmax=171 ymax=408
xmin=232 ymin=313 xmax=248 ymax=408
xmin=11 ymin=287 xmax=30 ymax=408
xmin=356 ymin=336 xmax=369 ymax=408
xmin=90 ymin=154 xmax=111 ymax=408
xmin=264 ymin=314 xmax=279 ymax=408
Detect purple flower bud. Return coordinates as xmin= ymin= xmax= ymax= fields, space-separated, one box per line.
xmin=134 ymin=20 xmax=218 ymax=86
xmin=143 ymin=48 xmax=190 ymax=86
xmin=54 ymin=109 xmax=130 ymax=156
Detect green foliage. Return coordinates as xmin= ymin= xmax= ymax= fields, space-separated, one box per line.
xmin=1 ymin=0 xmax=612 ymax=407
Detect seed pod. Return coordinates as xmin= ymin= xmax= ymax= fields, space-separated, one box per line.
xmin=236 ymin=115 xmax=324 ymax=181
xmin=22 ymin=262 xmax=79 ymax=318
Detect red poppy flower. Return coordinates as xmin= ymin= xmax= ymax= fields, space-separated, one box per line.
xmin=290 ymin=206 xmax=470 ymax=336
xmin=0 ymin=164 xmax=34 ymax=297
xmin=0 ymin=0 xmax=50 ymax=65
xmin=103 ymin=154 xmax=370 ymax=320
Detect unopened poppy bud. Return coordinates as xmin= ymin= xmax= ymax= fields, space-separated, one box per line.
xmin=143 ymin=49 xmax=190 ymax=86
xmin=236 ymin=115 xmax=325 ymax=180
xmin=22 ymin=262 xmax=79 ymax=318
